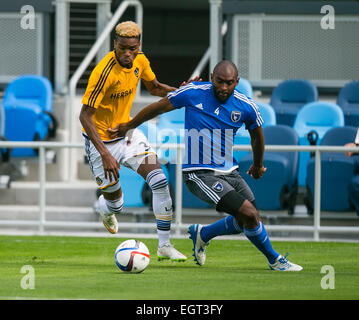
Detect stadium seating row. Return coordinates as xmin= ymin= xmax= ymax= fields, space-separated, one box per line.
xmin=269 ymin=79 xmax=359 ymax=128
xmin=238 ymin=78 xmax=359 ymax=187
xmin=1 ymin=75 xmax=358 ymax=215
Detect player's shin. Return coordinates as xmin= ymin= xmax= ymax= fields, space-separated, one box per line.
xmin=244 ymin=221 xmax=279 ymax=264
xmin=146 ymin=169 xmax=173 ymax=248
xmin=200 ymin=215 xmax=242 ymax=243
xmin=96 ymin=194 xmax=123 ymax=234
xmin=97 ymin=193 xmax=124 ymax=215
xmin=199 ymin=190 xmax=244 ymax=242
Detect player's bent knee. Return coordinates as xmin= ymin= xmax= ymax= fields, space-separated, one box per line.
xmin=239 ymin=200 xmax=259 ymax=228
xmin=146 ymin=168 xmax=168 ymax=193
xmin=216 ymin=191 xmax=259 ymax=228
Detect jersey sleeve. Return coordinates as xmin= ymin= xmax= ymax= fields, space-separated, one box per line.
xmin=82 ymin=59 xmax=116 ymax=109
xmin=166 ymin=84 xmax=195 ymax=109
xmin=139 ymin=54 xmax=156 ymax=82
xmin=244 ymin=99 xmax=264 ymax=130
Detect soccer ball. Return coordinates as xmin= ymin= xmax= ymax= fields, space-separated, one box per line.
xmin=114 ymin=239 xmax=150 ymax=273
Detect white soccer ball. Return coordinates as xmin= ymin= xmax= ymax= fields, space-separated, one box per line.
xmin=114 ymin=239 xmax=150 ymax=273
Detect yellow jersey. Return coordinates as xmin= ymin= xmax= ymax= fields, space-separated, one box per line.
xmin=82 ymin=50 xmax=156 ymax=141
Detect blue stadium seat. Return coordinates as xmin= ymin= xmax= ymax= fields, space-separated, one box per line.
xmin=138 ymin=121 xmax=158 ymax=145
xmin=4 ymin=104 xmax=44 ymax=157
xmin=233 ymin=127 xmax=251 ymax=163
xmin=238 ymin=125 xmax=299 ymax=214
xmin=2 ymin=75 xmax=57 ymax=143
xmin=235 ymin=78 xmax=253 ymax=98
xmin=256 ymin=102 xmax=276 ymax=126
xmin=293 ymin=101 xmax=345 ymax=186
xmin=337 ymin=80 xmax=359 ymax=126
xmin=270 ymin=79 xmax=318 ymax=127
xmin=233 ymin=102 xmax=276 ymax=162
xmin=3 ymin=75 xmax=53 ymax=112
xmin=119 ymin=166 xmax=145 ymax=207
xmin=305 ymin=126 xmax=358 ymax=213
xmin=157 ymin=107 xmax=185 ymax=163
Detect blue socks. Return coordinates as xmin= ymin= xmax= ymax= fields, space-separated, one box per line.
xmin=200 ymin=215 xmax=242 ymax=243
xmin=199 ymin=216 xmax=279 ymax=265
xmin=244 ymin=221 xmax=279 ymax=264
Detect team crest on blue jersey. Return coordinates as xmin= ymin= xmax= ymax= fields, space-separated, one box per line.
xmin=231 ymin=111 xmax=241 ymax=122
xmin=212 ymin=181 xmax=223 ymax=192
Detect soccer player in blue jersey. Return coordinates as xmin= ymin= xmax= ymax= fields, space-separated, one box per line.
xmin=109 ymin=60 xmax=303 ymax=271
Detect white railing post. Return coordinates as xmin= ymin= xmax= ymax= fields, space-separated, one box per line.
xmin=175 ymin=145 xmax=183 ymax=236
xmin=54 ymin=0 xmax=69 ymax=95
xmin=209 ymin=0 xmax=223 ymax=74
xmin=313 ymin=149 xmax=321 ymax=241
xmin=38 ymin=146 xmax=46 ymax=234
xmin=134 ymin=1 xmax=144 ymax=98
xmin=96 ymin=1 xmax=112 ymax=63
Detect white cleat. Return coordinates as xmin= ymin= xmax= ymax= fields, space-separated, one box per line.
xmin=269 ymin=254 xmax=303 ymax=271
xmin=188 ymin=224 xmax=209 ymax=266
xmin=94 ymin=199 xmax=118 ymax=234
xmin=101 ymin=214 xmax=118 ymax=234
xmin=157 ymin=244 xmax=187 ymax=262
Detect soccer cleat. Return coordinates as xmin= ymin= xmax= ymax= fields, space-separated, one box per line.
xmin=94 ymin=199 xmax=118 ymax=234
xmin=188 ymin=224 xmax=209 ymax=266
xmin=101 ymin=214 xmax=118 ymax=234
xmin=269 ymin=254 xmax=303 ymax=271
xmin=157 ymin=244 xmax=187 ymax=262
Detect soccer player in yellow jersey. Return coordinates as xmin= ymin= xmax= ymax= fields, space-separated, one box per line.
xmin=79 ymin=21 xmax=187 ymax=261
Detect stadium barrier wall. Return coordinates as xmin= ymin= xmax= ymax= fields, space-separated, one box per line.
xmin=0 ymin=141 xmax=359 ymax=240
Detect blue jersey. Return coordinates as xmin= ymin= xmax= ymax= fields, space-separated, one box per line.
xmin=167 ymin=81 xmax=263 ymax=172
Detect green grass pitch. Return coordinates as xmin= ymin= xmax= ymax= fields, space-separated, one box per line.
xmin=0 ymin=235 xmax=358 ymax=300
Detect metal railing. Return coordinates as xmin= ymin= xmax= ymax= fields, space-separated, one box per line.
xmin=0 ymin=140 xmax=359 ymax=240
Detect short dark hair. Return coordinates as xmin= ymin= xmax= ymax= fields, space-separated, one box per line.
xmin=213 ymin=60 xmax=238 ymax=78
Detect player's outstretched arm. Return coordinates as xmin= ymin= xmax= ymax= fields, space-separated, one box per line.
xmin=247 ymin=126 xmax=267 ymax=179
xmin=108 ymin=97 xmax=175 ymax=139
xmin=142 ymin=78 xmax=177 ymax=97
xmin=142 ymin=76 xmax=202 ymax=97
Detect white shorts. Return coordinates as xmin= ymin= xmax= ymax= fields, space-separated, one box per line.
xmin=84 ymin=128 xmax=156 ymax=189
